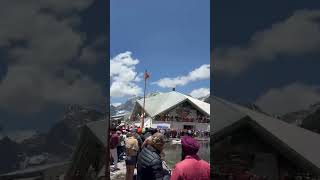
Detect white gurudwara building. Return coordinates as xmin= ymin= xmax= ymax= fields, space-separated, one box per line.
xmin=130 ymin=90 xmax=210 ymax=131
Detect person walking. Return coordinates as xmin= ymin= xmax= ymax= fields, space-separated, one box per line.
xmin=137 ymin=133 xmax=170 ymax=180
xmin=117 ymin=130 xmax=125 ymax=161
xmin=125 ymin=132 xmax=139 ymax=180
xmin=170 ymin=136 xmax=210 ymax=180
xmin=110 ymin=129 xmax=120 ymax=171
xmin=132 ymin=128 xmax=143 ymax=150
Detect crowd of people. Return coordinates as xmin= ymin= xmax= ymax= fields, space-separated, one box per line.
xmin=161 ymin=128 xmax=210 ymax=139
xmin=109 ymin=126 xmax=210 ymax=180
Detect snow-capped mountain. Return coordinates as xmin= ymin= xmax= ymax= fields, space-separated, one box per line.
xmin=110 ymin=92 xmax=163 ymax=116
xmin=44 ymin=104 xmax=105 ymax=156
xmin=281 ymin=102 xmax=320 ymax=124
xmin=242 ymin=103 xmax=269 ymax=115
xmin=1 ymin=130 xmax=40 ymax=144
xmin=29 ymin=154 xmax=49 ymax=165
xmin=115 ymin=95 xmax=141 ymax=113
xmin=280 ymin=102 xmax=320 ymax=133
xmin=196 ymin=94 xmax=210 ymax=102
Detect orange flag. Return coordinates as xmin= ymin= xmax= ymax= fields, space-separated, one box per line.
xmin=144 ymin=71 xmax=150 ymax=80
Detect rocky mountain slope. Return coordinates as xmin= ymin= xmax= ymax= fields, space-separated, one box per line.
xmin=0 ymin=105 xmax=105 ymax=174
xmin=44 ymin=104 xmax=105 ymax=156
xmin=197 ymin=94 xmax=210 ymax=102
xmin=5 ymin=93 xmax=320 ymax=174
xmin=238 ymin=102 xmax=320 ymax=133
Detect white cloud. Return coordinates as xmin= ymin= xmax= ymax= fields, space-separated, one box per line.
xmin=0 ymin=0 xmax=104 ymax=113
xmin=256 ymin=83 xmax=320 ymax=116
xmin=78 ymin=36 xmax=106 ymax=64
xmin=0 ymin=66 xmax=104 ymax=113
xmin=190 ymin=88 xmax=210 ymax=99
xmin=38 ymin=0 xmax=94 ymax=14
xmin=110 ymin=52 xmax=142 ymax=97
xmin=134 ymin=73 xmax=143 ymax=82
xmin=215 ymin=10 xmax=320 ymax=75
xmin=153 ymin=64 xmax=210 ymax=88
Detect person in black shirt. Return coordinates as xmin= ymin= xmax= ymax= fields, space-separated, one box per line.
xmin=137 ymin=133 xmax=170 ymax=180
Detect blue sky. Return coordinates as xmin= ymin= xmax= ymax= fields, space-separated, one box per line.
xmin=110 ymin=0 xmax=210 ymax=104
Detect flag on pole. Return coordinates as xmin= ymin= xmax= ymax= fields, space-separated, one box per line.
xmin=144 ymin=70 xmax=150 ymax=80
xmin=141 ymin=70 xmax=149 ymax=128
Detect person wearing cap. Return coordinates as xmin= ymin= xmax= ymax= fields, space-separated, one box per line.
xmin=125 ymin=132 xmax=139 ymax=180
xmin=170 ymin=136 xmax=210 ymax=180
xmin=137 ymin=132 xmax=170 ymax=180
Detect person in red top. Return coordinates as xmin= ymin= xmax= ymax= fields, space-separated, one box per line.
xmin=170 ymin=136 xmax=210 ymax=180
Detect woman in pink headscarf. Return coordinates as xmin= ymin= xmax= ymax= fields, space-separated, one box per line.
xmin=170 ymin=136 xmax=210 ymax=180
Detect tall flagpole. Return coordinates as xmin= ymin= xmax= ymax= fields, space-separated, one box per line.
xmin=141 ymin=70 xmax=148 ymax=128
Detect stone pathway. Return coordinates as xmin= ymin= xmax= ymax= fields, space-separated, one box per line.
xmin=110 ymin=160 xmax=137 ymax=180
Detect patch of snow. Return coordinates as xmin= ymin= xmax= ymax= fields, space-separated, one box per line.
xmin=111 ymin=103 xmax=122 ymax=107
xmin=2 ymin=161 xmax=69 ymax=176
xmin=4 ymin=130 xmax=38 ymax=143
xmin=116 ymin=110 xmax=130 ymax=115
xmin=128 ymin=95 xmax=141 ymax=101
xmin=27 ymin=153 xmax=49 ymax=166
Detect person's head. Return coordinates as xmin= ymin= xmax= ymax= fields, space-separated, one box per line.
xmin=142 ymin=128 xmax=146 ymax=134
xmin=150 ymin=128 xmax=158 ymax=135
xmin=131 ymin=128 xmax=137 ymax=133
xmin=187 ymin=130 xmax=193 ymax=136
xmin=126 ymin=132 xmax=130 ymax=138
xmin=146 ymin=128 xmax=151 ymax=133
xmin=128 ymin=131 xmax=135 ymax=138
xmin=181 ymin=131 xmax=185 ymax=136
xmin=137 ymin=128 xmax=142 ymax=135
xmin=150 ymin=132 xmax=165 ymax=152
xmin=110 ymin=128 xmax=117 ymax=134
xmin=181 ymin=136 xmax=200 ymax=159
